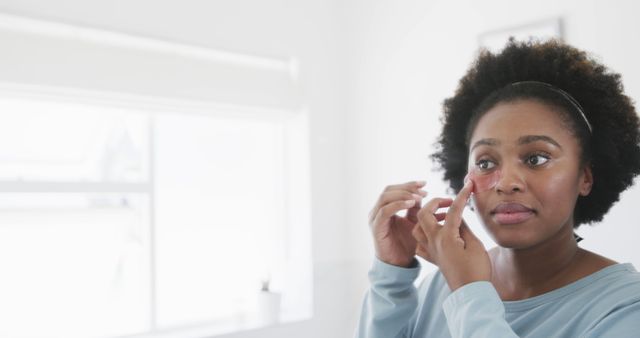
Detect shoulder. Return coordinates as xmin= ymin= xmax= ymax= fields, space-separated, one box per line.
xmin=580 ymin=264 xmax=640 ymax=336
xmin=604 ymin=263 xmax=640 ymax=290
xmin=577 ymin=263 xmax=640 ymax=309
xmin=590 ymin=263 xmax=640 ymax=289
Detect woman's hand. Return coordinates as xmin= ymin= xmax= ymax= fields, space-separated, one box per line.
xmin=413 ymin=180 xmax=492 ymax=291
xmin=368 ymin=181 xmax=427 ymax=267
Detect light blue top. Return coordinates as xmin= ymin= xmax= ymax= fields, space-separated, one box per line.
xmin=355 ymin=257 xmax=640 ymax=338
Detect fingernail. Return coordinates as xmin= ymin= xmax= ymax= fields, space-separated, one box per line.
xmin=412 ymin=194 xmax=422 ymax=200
xmin=466 ymin=179 xmax=475 ymax=194
xmin=405 ymin=200 xmax=416 ymax=206
xmin=416 ymin=180 xmax=426 ymax=186
xmin=417 ymin=190 xmax=428 ymax=197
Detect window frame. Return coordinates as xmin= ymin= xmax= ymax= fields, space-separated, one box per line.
xmin=0 ymin=84 xmax=313 ymax=337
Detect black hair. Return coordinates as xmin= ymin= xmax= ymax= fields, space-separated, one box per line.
xmin=431 ymin=38 xmax=640 ymax=227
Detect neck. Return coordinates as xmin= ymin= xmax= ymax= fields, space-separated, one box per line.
xmin=492 ymin=223 xmax=581 ymax=299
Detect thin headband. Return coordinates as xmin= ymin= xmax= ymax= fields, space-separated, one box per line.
xmin=510 ymin=81 xmax=593 ymax=134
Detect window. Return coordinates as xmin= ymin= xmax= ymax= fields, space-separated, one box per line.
xmin=0 ymin=92 xmax=312 ymax=338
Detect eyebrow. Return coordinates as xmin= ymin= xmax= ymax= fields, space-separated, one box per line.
xmin=518 ymin=135 xmax=562 ymax=149
xmin=470 ymin=135 xmax=562 ymax=151
xmin=470 ymin=138 xmax=499 ymax=151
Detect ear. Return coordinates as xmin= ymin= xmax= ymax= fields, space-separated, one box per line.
xmin=579 ymin=164 xmax=593 ymax=196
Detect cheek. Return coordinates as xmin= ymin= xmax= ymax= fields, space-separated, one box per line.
xmin=534 ymin=172 xmax=581 ymax=208
xmin=465 ymin=168 xmax=501 ymax=193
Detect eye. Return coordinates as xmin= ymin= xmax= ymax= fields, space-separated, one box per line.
xmin=475 ymin=159 xmax=496 ymax=171
xmin=525 ymin=153 xmax=550 ymax=167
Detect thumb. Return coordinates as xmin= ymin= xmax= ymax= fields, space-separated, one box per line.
xmin=406 ymin=202 xmax=421 ymax=223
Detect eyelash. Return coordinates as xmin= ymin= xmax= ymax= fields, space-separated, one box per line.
xmin=524 ymin=152 xmax=551 ymax=167
xmin=475 ymin=158 xmax=495 ymax=171
xmin=475 ymin=152 xmax=551 ymax=171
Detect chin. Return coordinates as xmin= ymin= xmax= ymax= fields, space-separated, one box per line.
xmin=481 ymin=220 xmax=540 ymax=249
xmin=492 ymin=236 xmax=537 ymax=249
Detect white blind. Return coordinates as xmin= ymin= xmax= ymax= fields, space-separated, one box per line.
xmin=0 ymin=13 xmax=300 ymax=110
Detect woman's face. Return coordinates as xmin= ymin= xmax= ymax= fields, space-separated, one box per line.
xmin=467 ymin=99 xmax=592 ymax=249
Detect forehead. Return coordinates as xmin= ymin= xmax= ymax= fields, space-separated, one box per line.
xmin=469 ymin=100 xmax=575 ymax=147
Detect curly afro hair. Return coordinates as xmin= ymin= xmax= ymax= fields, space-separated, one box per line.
xmin=431 ymin=38 xmax=640 ymax=227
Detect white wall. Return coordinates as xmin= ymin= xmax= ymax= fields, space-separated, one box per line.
xmin=0 ymin=1 xmax=358 ymax=337
xmin=2 ymin=1 xmax=640 ymax=337
xmin=346 ymin=1 xmax=640 ymax=327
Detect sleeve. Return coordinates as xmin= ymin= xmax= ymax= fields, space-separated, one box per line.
xmin=583 ymin=300 xmax=640 ymax=337
xmin=354 ymin=257 xmax=421 ymax=338
xmin=442 ymin=281 xmax=520 ymax=338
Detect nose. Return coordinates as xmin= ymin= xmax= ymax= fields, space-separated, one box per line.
xmin=495 ymin=163 xmax=526 ymax=194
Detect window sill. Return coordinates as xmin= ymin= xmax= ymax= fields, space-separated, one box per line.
xmin=121 ymin=312 xmax=313 ymax=338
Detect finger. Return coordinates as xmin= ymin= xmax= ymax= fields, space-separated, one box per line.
xmin=444 ymin=179 xmax=474 ymax=235
xmin=417 ymin=198 xmax=453 ymax=235
xmin=416 ymin=243 xmax=433 ymax=263
xmin=379 ymin=190 xmax=424 ymax=206
xmin=418 ymin=198 xmax=453 ymax=215
xmin=372 ymin=199 xmax=416 ymax=228
xmin=370 ymin=188 xmax=426 ymax=223
xmin=406 ymin=196 xmax=426 ymax=223
xmin=463 ymin=172 xmax=476 ymax=194
xmin=417 ymin=198 xmax=453 ymax=219
xmin=412 ymin=224 xmax=428 ymax=243
xmin=382 ymin=181 xmax=427 ymax=196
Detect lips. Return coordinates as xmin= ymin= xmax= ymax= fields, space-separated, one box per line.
xmin=492 ymin=202 xmax=534 ymax=214
xmin=491 ymin=202 xmax=535 ymax=225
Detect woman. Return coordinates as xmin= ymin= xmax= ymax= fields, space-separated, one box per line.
xmin=355 ymin=39 xmax=640 ymax=337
